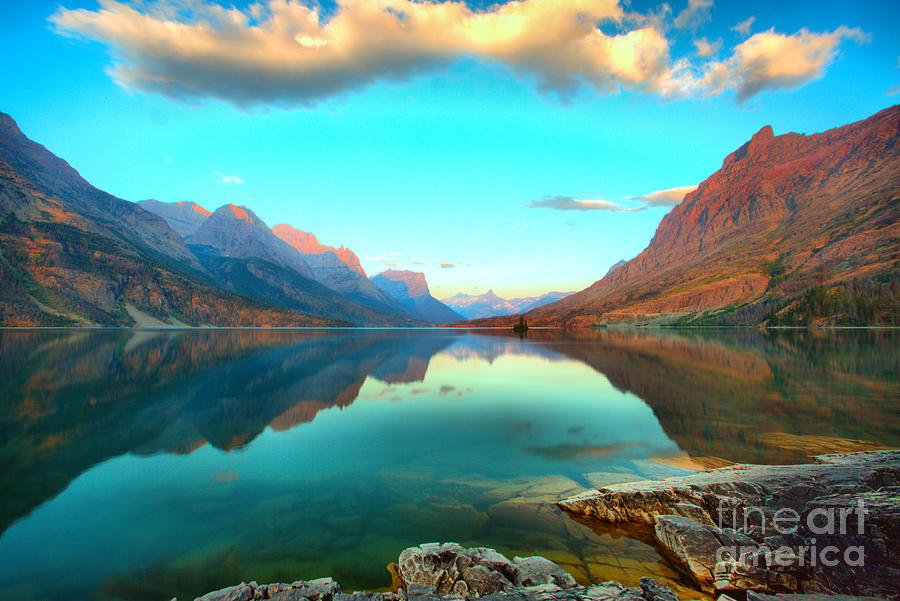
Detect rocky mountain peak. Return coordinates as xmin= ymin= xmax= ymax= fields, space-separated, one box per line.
xmin=177 ymin=201 xmax=211 ymax=216
xmin=272 ymin=224 xmax=366 ymax=276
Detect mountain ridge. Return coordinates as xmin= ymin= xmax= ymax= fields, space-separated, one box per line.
xmin=465 ymin=105 xmax=900 ymax=327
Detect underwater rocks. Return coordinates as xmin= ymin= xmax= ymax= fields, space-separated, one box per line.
xmin=194 ymin=545 xmax=678 ymax=601
xmin=557 ymin=451 xmax=900 ymax=597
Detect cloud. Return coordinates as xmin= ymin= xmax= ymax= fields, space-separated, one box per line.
xmin=49 ymin=0 xmax=867 ymax=106
xmin=48 ymin=0 xmax=712 ymax=106
xmin=366 ymin=255 xmax=397 ymax=267
xmin=440 ymin=262 xmax=456 ymax=269
xmin=700 ymin=27 xmax=870 ymax=102
xmin=525 ymin=195 xmax=645 ymax=212
xmin=412 ymin=259 xmax=427 ymax=265
xmin=389 ymin=251 xmax=402 ymax=257
xmin=215 ymin=172 xmax=244 ymax=184
xmin=674 ymin=0 xmax=713 ymax=30
xmin=694 ymin=37 xmax=721 ymax=57
xmin=732 ymin=16 xmax=755 ymax=37
xmin=626 ymin=184 xmax=698 ymax=206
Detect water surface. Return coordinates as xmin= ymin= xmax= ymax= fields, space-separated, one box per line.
xmin=0 ymin=328 xmax=897 ymax=601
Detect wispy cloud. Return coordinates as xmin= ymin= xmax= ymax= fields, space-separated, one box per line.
xmin=215 ymin=172 xmax=244 ymax=185
xmin=525 ymin=195 xmax=645 ymax=213
xmin=412 ymin=259 xmax=427 ymax=265
xmin=440 ymin=262 xmax=456 ymax=269
xmin=626 ymin=185 xmax=698 ymax=206
xmin=365 ymin=255 xmax=397 ymax=267
xmin=674 ymin=0 xmax=713 ymax=30
xmin=694 ymin=37 xmax=722 ymax=57
xmin=732 ymin=16 xmax=756 ymax=37
xmin=48 ymin=0 xmax=866 ymax=107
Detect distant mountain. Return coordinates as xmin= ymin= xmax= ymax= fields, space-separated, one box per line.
xmin=138 ymin=199 xmax=211 ymax=236
xmin=272 ymin=223 xmax=415 ymax=318
xmin=370 ymin=270 xmax=463 ymax=324
xmin=472 ymin=105 xmax=900 ymax=327
xmin=442 ymin=289 xmax=574 ymax=319
xmin=0 ymin=112 xmax=335 ymax=327
xmin=185 ymin=206 xmax=422 ymax=326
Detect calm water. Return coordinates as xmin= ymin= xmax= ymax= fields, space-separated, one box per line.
xmin=0 ymin=328 xmax=897 ymax=601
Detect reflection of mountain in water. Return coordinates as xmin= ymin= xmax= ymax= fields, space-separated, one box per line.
xmin=0 ymin=330 xmax=454 ymax=533
xmin=485 ymin=328 xmax=900 ymax=465
xmin=2 ymin=328 xmax=897 ymax=539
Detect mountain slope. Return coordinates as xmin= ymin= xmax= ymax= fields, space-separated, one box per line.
xmin=271 ymin=223 xmax=416 ymax=318
xmin=0 ymin=112 xmax=338 ymax=327
xmin=370 ymin=270 xmax=463 ymax=324
xmin=186 ymin=207 xmax=422 ymax=326
xmin=138 ymin=199 xmax=211 ymax=236
xmin=186 ymin=205 xmax=316 ymax=279
xmin=477 ymin=105 xmax=900 ymax=327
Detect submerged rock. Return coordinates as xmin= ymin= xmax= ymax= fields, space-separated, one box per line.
xmin=557 ymin=450 xmax=900 ymax=597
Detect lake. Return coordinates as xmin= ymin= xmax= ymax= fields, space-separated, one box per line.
xmin=1 ymin=328 xmax=897 ymax=601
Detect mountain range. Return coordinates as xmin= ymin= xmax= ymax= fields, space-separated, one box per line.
xmin=441 ymin=289 xmax=573 ymax=320
xmin=2 ymin=104 xmax=897 ymax=328
xmin=0 ymin=112 xmax=456 ymax=327
xmin=468 ymin=105 xmax=900 ymax=327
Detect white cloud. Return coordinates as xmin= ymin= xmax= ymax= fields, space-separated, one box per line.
xmin=49 ymin=0 xmax=867 ymax=106
xmin=694 ymin=37 xmax=721 ymax=57
xmin=700 ymin=27 xmax=870 ymax=101
xmin=525 ymin=195 xmax=645 ymax=212
xmin=674 ymin=0 xmax=713 ymax=30
xmin=412 ymin=259 xmax=427 ymax=265
xmin=215 ymin=172 xmax=244 ymax=184
xmin=732 ymin=16 xmax=755 ymax=37
xmin=626 ymin=184 xmax=698 ymax=206
xmin=440 ymin=262 xmax=456 ymax=269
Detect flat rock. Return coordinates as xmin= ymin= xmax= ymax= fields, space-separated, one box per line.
xmin=557 ymin=451 xmax=900 ymax=597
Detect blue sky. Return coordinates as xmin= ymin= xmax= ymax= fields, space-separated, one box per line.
xmin=1 ymin=0 xmax=898 ymax=298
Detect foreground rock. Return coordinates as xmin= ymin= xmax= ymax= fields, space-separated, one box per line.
xmin=195 ymin=544 xmax=677 ymax=601
xmin=557 ymin=451 xmax=900 ymax=597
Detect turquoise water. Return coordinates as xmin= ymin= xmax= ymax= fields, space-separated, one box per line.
xmin=0 ymin=328 xmax=897 ymax=600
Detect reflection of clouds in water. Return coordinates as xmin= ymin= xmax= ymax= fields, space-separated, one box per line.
xmin=525 ymin=442 xmax=645 ymax=461
xmin=410 ymin=388 xmax=429 ymax=396
xmin=514 ymin=422 xmax=533 ymax=434
xmin=439 ymin=385 xmax=456 ymax=395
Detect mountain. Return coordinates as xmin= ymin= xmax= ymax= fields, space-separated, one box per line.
xmin=185 ymin=206 xmax=423 ymax=326
xmin=271 ymin=223 xmax=415 ymax=317
xmin=186 ymin=204 xmax=316 ymax=279
xmin=472 ymin=105 xmax=900 ymax=327
xmin=0 ymin=112 xmax=336 ymax=327
xmin=138 ymin=199 xmax=211 ymax=236
xmin=271 ymin=224 xmax=365 ymax=275
xmin=442 ymin=289 xmax=573 ymax=319
xmin=370 ymin=270 xmax=463 ymax=324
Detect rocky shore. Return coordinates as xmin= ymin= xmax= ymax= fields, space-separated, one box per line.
xmin=193 ymin=451 xmax=899 ymax=601
xmin=557 ymin=451 xmax=900 ymax=598
xmin=195 ymin=543 xmax=681 ymax=601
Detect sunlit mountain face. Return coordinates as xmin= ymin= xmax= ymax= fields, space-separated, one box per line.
xmin=1 ymin=328 xmax=897 ymax=601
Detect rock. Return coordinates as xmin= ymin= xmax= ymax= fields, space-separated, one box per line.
xmin=194 ymin=546 xmax=679 ymax=601
xmin=197 ymin=582 xmax=256 ymax=601
xmin=558 ymin=451 xmax=900 ymax=597
xmin=652 ymin=516 xmax=756 ymax=588
xmin=639 ymin=577 xmax=679 ymax=601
